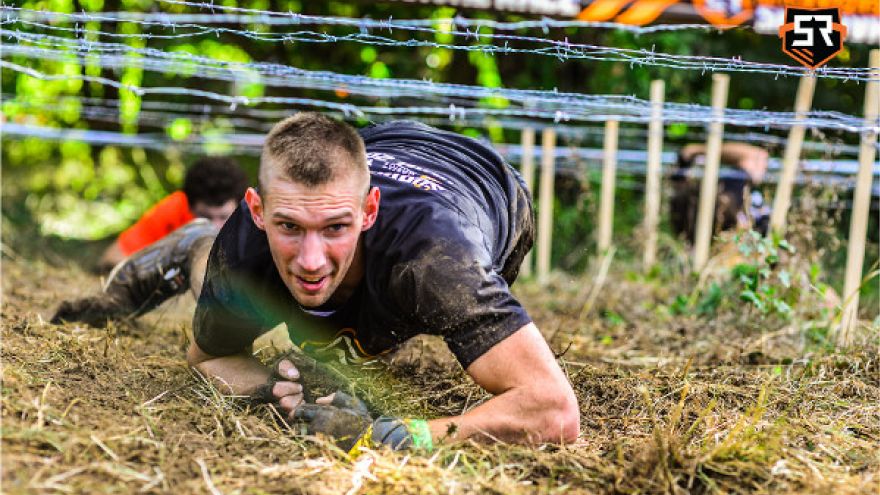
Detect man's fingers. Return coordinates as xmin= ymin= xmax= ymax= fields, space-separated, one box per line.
xmin=272 ymin=381 xmax=303 ymax=398
xmin=315 ymin=393 xmax=335 ymax=405
xmin=278 ymin=393 xmax=304 ymax=414
xmin=276 ymin=359 xmax=300 ymax=381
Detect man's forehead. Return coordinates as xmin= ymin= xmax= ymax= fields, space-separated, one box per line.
xmin=264 ymin=168 xmax=366 ymax=195
xmin=262 ymin=175 xmax=366 ymax=218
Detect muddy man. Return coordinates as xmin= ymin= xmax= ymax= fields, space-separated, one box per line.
xmin=53 ymin=114 xmax=579 ymax=453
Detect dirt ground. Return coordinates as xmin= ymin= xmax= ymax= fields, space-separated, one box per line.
xmin=2 ymin=235 xmax=879 ymax=494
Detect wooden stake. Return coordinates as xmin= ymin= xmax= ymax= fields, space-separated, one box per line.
xmin=520 ymin=127 xmax=536 ymax=278
xmin=537 ymin=128 xmax=556 ymax=283
xmin=643 ymin=80 xmax=665 ymax=270
xmin=836 ymin=49 xmax=880 ymax=346
xmin=597 ymin=119 xmax=619 ymax=252
xmin=693 ymin=74 xmax=730 ymax=272
xmin=769 ymin=74 xmax=816 ymax=234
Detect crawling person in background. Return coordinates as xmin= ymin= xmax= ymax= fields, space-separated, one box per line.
xmin=97 ymin=156 xmax=248 ymax=271
xmin=670 ymin=142 xmax=771 ymax=242
xmin=52 ymin=113 xmax=580 ymax=453
xmin=52 ymin=157 xmax=247 ymax=325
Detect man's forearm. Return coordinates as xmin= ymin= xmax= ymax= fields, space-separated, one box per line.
xmin=190 ymin=351 xmax=272 ymax=396
xmin=426 ymin=385 xmax=578 ymax=445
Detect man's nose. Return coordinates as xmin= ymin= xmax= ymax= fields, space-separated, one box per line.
xmin=297 ymin=231 xmax=327 ymax=272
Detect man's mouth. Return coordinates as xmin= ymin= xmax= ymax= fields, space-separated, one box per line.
xmin=295 ymin=275 xmax=328 ymax=293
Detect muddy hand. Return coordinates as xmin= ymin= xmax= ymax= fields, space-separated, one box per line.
xmin=293 ymin=391 xmax=372 ymax=450
xmin=250 ymin=358 xmax=304 ymax=415
xmin=50 ymin=296 xmax=127 ymax=328
xmin=296 ymin=392 xmax=432 ymax=454
xmin=273 ymin=358 xmax=305 ymax=416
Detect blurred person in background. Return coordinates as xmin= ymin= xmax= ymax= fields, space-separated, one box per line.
xmin=670 ymin=142 xmax=771 ymax=243
xmin=97 ymin=156 xmax=248 ymax=271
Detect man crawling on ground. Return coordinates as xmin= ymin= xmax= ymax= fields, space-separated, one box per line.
xmin=53 ymin=113 xmax=580 ymax=453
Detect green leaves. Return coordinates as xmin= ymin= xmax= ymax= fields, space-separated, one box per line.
xmin=166 ymin=118 xmax=192 ymax=141
xmin=696 ymin=283 xmax=723 ymax=317
xmin=673 ymin=230 xmax=801 ymax=320
xmin=731 ymin=233 xmax=798 ymax=318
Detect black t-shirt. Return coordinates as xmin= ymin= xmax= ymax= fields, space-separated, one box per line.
xmin=193 ymin=121 xmax=532 ymax=368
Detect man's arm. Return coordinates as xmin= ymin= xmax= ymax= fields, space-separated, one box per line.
xmin=680 ymin=143 xmax=768 ymax=184
xmin=186 ymin=341 xmax=305 ymax=415
xmin=719 ymin=143 xmax=768 ymax=184
xmin=427 ymin=323 xmax=580 ymax=444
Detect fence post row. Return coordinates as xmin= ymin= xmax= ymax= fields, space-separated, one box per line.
xmin=770 ymin=73 xmax=816 ymax=234
xmin=519 ymin=127 xmax=536 ymax=278
xmin=694 ymin=74 xmax=730 ymax=272
xmin=597 ymin=119 xmax=619 ymax=253
xmin=643 ymin=79 xmax=665 ymax=271
xmin=836 ymin=48 xmax=880 ymax=346
xmin=536 ymin=127 xmax=556 ymax=284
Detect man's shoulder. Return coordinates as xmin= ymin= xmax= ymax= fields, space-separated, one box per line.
xmin=153 ymin=190 xmax=191 ymax=213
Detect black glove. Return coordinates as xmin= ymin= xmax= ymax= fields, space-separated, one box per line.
xmin=294 ymin=391 xmax=433 ymax=455
xmin=249 ymin=376 xmax=281 ymax=406
xmin=293 ymin=391 xmax=373 ymax=451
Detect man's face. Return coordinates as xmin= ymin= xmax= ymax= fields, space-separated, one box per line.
xmin=246 ymin=168 xmax=379 ymax=308
xmin=191 ymin=200 xmax=238 ymax=229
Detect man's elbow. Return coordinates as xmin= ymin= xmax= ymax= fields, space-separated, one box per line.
xmin=186 ymin=341 xmax=210 ymax=369
xmin=537 ymin=388 xmax=580 ymax=444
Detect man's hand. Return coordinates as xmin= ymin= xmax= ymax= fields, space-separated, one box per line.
xmin=294 ymin=391 xmax=432 ymax=454
xmin=294 ymin=391 xmax=372 ymax=450
xmin=252 ymin=357 xmax=305 ymax=419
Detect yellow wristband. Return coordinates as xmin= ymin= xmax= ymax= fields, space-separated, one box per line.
xmin=347 ymin=423 xmax=374 ymax=458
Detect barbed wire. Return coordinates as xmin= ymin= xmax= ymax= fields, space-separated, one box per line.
xmin=5 ymin=122 xmax=876 ymax=190
xmin=3 ymin=35 xmax=876 ymax=133
xmin=6 ymin=95 xmax=871 ymax=156
xmin=3 ymin=6 xmax=877 ymax=81
xmin=0 ymin=4 xmax=734 ymax=32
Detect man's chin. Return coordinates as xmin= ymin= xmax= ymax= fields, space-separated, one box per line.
xmin=290 ymin=287 xmax=334 ymax=309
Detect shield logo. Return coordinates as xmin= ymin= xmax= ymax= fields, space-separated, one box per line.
xmin=778 ymin=7 xmax=847 ymax=69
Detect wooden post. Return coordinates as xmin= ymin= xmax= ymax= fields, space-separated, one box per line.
xmin=597 ymin=119 xmax=619 ymax=252
xmin=643 ymin=80 xmax=665 ymax=270
xmin=536 ymin=127 xmax=556 ymax=283
xmin=769 ymin=74 xmax=816 ymax=234
xmin=520 ymin=127 xmax=536 ymax=278
xmin=693 ymin=74 xmax=730 ymax=272
xmin=836 ymin=49 xmax=880 ymax=346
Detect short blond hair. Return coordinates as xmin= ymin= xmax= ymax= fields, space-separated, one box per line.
xmin=260 ymin=112 xmax=367 ymax=192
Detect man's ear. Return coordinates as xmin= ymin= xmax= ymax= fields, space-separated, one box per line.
xmin=244 ymin=187 xmax=266 ymax=230
xmin=362 ymin=186 xmax=380 ymax=231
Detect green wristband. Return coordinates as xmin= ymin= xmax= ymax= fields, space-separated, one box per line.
xmin=405 ymin=419 xmax=433 ymax=452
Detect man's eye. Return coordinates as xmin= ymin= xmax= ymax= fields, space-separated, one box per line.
xmin=327 ymin=224 xmax=347 ymax=233
xmin=279 ymin=222 xmax=299 ymax=232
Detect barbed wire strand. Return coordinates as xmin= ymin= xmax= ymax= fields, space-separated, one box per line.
xmin=2 ymin=6 xmax=876 ymax=81
xmin=1 ymin=4 xmax=736 ymax=32
xmin=6 ymin=95 xmax=872 ymax=156
xmin=3 ymin=39 xmax=876 ymax=133
xmin=5 ymin=122 xmax=876 ymax=190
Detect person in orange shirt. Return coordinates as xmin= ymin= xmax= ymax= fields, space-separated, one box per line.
xmin=98 ymin=157 xmax=248 ymax=271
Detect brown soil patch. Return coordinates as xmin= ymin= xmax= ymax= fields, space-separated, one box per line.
xmin=2 ymin=244 xmax=879 ymax=494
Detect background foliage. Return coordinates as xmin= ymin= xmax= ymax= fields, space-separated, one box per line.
xmin=2 ymin=0 xmax=875 ymax=308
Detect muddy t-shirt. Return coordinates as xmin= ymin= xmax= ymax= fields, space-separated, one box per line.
xmin=193 ymin=121 xmax=532 ymax=368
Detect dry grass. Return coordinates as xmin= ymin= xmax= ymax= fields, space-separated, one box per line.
xmin=2 ymin=233 xmax=879 ymax=494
